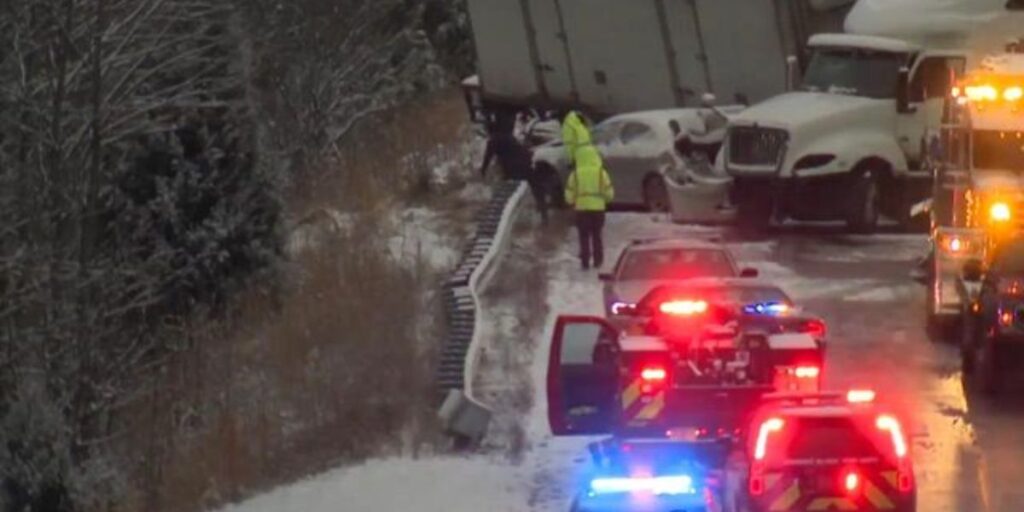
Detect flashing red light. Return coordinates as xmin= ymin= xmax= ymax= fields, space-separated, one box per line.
xmin=1000 ymin=311 xmax=1014 ymax=326
xmin=897 ymin=471 xmax=913 ymax=493
xmin=847 ymin=389 xmax=875 ymax=403
xmin=844 ymin=471 xmax=860 ymax=493
xmin=754 ymin=417 xmax=784 ymax=461
xmin=659 ymin=300 xmax=708 ymax=316
xmin=641 ymin=367 xmax=667 ymax=382
xmin=877 ymin=414 xmax=908 ymax=458
xmin=800 ymin=319 xmax=827 ymax=338
xmin=749 ymin=475 xmax=765 ymax=496
xmin=794 ymin=366 xmax=820 ymax=379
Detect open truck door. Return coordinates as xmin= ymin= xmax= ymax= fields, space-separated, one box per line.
xmin=547 ymin=315 xmax=620 ymax=436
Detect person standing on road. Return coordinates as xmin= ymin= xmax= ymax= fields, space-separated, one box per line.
xmin=562 ymin=110 xmax=591 ymax=164
xmin=565 ymin=142 xmax=614 ymax=270
xmin=479 ymin=120 xmax=550 ymax=223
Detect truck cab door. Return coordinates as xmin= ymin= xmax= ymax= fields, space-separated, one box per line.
xmin=547 ymin=315 xmax=620 ymax=436
xmin=899 ymin=54 xmax=965 ymax=171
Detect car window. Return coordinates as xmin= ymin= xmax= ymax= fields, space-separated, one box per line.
xmin=591 ymin=122 xmax=620 ymax=146
xmin=638 ymin=285 xmax=791 ymax=310
xmin=617 ymin=249 xmax=735 ymax=281
xmin=560 ymin=322 xmax=614 ymax=365
xmin=783 ymin=417 xmax=879 ymax=459
xmin=619 ymin=122 xmax=653 ymax=145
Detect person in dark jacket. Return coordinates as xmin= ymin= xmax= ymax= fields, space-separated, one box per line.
xmin=479 ymin=123 xmax=549 ymax=224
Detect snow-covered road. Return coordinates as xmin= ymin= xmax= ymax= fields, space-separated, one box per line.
xmin=218 ymin=212 xmax=1024 ymax=512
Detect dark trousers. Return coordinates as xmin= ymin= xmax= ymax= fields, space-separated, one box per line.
xmin=575 ymin=211 xmax=606 ymax=269
xmin=526 ymin=174 xmax=549 ymax=223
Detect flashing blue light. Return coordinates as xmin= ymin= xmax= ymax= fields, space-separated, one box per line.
xmin=589 ymin=475 xmax=695 ymax=496
xmin=743 ymin=301 xmax=790 ymax=316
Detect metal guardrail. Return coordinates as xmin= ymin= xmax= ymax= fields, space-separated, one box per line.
xmin=437 ymin=180 xmax=526 ymax=394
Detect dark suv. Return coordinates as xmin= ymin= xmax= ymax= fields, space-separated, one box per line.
xmin=961 ymin=238 xmax=1024 ymax=393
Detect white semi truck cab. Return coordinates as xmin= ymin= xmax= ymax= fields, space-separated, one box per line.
xmin=724 ymin=33 xmax=966 ymax=231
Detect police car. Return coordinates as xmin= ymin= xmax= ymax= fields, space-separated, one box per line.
xmin=743 ymin=390 xmax=915 ymax=512
xmin=601 ymin=238 xmax=758 ymax=329
xmin=572 ymin=438 xmax=723 ymax=512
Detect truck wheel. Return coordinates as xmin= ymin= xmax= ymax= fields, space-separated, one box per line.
xmin=846 ymin=168 xmax=880 ymax=233
xmin=644 ymin=175 xmax=669 ymax=212
xmin=973 ymin=338 xmax=1002 ymax=395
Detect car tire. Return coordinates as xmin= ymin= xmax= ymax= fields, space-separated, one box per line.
xmin=643 ymin=174 xmax=669 ymax=212
xmin=846 ymin=167 xmax=880 ymax=233
xmin=960 ymin=309 xmax=976 ymax=374
xmin=973 ymin=337 xmax=1002 ymax=395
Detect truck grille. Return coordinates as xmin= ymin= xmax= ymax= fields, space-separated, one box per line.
xmin=728 ymin=126 xmax=787 ymax=167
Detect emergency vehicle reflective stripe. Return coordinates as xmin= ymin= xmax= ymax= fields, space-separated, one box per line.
xmin=807 ymin=497 xmax=857 ymax=510
xmin=864 ymin=478 xmax=896 ymax=510
xmin=633 ymin=392 xmax=665 ymax=421
xmin=880 ymin=470 xmax=897 ymax=488
xmin=768 ymin=481 xmax=800 ymax=511
xmin=621 ymin=380 xmax=642 ymax=410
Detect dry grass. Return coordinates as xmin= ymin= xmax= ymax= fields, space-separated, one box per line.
xmin=109 ymin=90 xmax=479 ymax=512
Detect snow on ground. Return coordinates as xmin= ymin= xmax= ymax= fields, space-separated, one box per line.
xmin=225 ymin=211 xmax=929 ymax=512
xmin=215 ymin=457 xmax=532 ymax=512
xmin=388 ymin=207 xmax=465 ymax=270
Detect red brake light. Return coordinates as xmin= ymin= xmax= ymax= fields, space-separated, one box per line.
xmin=847 ymin=389 xmax=875 ymax=403
xmin=749 ymin=474 xmax=765 ymax=496
xmin=800 ymin=319 xmax=827 ymax=338
xmin=754 ymin=417 xmax=784 ymax=461
xmin=794 ymin=366 xmax=820 ymax=379
xmin=876 ymin=414 xmax=908 ymax=458
xmin=659 ymin=300 xmax=708 ymax=316
xmin=844 ymin=471 xmax=860 ymax=494
xmin=897 ymin=470 xmax=913 ymax=493
xmin=641 ymin=367 xmax=667 ymax=382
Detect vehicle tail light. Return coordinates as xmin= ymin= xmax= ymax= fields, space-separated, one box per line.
xmin=1006 ymin=86 xmax=1023 ymax=102
xmin=794 ymin=366 xmax=820 ymax=379
xmin=749 ymin=474 xmax=765 ymax=496
xmin=847 ymin=389 xmax=875 ymax=403
xmin=938 ymin=233 xmax=971 ymax=254
xmin=998 ymin=279 xmax=1024 ymax=296
xmin=876 ymin=414 xmax=908 ymax=458
xmin=897 ymin=469 xmax=913 ymax=493
xmin=843 ymin=471 xmax=860 ymax=494
xmin=641 ymin=366 xmax=667 ymax=382
xmin=1000 ymin=310 xmax=1014 ymax=326
xmin=799 ymin=319 xmax=827 ymax=338
xmin=659 ymin=300 xmax=708 ymax=316
xmin=754 ymin=417 xmax=784 ymax=461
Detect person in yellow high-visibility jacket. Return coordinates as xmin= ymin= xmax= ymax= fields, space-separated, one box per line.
xmin=565 ymin=144 xmax=614 ymax=270
xmin=561 ymin=111 xmax=591 ymax=164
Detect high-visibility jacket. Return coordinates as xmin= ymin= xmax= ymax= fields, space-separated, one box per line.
xmin=565 ymin=145 xmax=614 ymax=211
xmin=562 ymin=111 xmax=592 ymax=163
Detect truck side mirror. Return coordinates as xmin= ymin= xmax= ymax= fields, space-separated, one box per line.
xmin=962 ymin=258 xmax=983 ymax=282
xmin=896 ymin=67 xmax=914 ymax=114
xmin=786 ymin=55 xmax=800 ymax=91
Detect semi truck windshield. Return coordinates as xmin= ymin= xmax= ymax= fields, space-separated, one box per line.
xmin=802 ymin=48 xmax=905 ymax=99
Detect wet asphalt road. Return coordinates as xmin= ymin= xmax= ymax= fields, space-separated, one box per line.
xmin=740 ymin=227 xmax=1024 ymax=512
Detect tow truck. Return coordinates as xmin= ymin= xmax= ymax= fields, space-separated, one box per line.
xmin=926 ymin=38 xmax=1024 ymax=348
xmin=547 ymin=291 xmax=825 ymax=511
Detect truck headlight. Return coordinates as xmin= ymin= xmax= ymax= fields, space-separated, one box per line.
xmin=990 ymin=202 xmax=1012 ymax=223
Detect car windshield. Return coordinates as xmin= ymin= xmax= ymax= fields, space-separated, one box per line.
xmin=617 ymin=249 xmax=734 ymax=281
xmin=640 ymin=285 xmax=791 ymax=310
xmin=973 ymin=131 xmax=1024 ymax=171
xmin=801 ymin=47 xmax=906 ymax=99
xmin=784 ymin=417 xmax=880 ymax=459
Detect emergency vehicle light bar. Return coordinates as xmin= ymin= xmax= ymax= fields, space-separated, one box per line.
xmin=589 ymin=475 xmax=695 ymax=496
